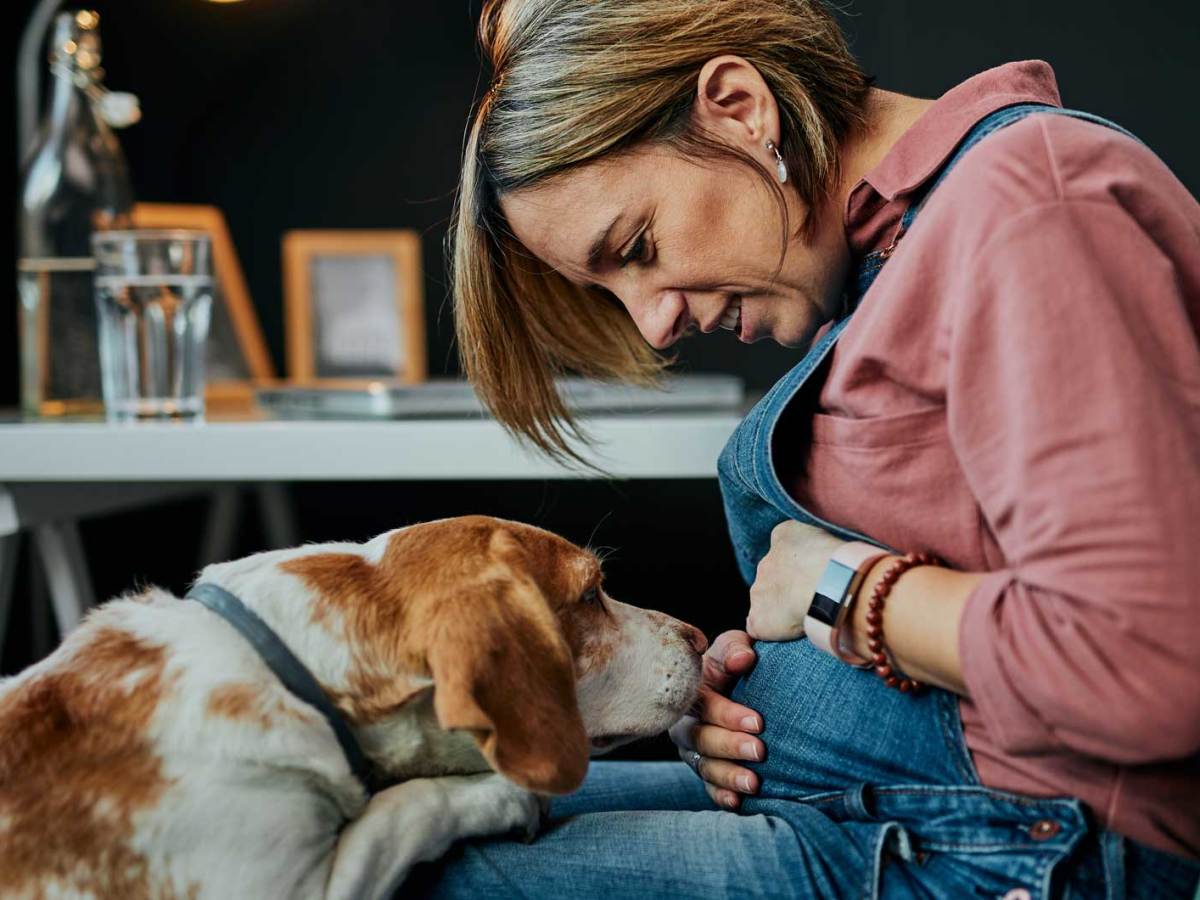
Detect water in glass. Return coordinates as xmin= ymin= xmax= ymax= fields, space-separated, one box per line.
xmin=93 ymin=231 xmax=213 ymax=420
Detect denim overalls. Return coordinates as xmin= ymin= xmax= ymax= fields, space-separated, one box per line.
xmin=722 ymin=104 xmax=1200 ymax=898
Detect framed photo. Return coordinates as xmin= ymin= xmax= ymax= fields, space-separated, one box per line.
xmin=282 ymin=230 xmax=427 ymax=384
xmin=132 ymin=203 xmax=275 ymax=407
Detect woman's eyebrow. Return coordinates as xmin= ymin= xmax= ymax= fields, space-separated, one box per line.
xmin=586 ymin=215 xmax=622 ymax=273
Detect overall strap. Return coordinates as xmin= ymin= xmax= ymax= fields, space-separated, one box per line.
xmin=853 ymin=103 xmax=1140 ymax=303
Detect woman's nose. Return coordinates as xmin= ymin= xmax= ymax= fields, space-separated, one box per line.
xmin=624 ymin=289 xmax=688 ymax=350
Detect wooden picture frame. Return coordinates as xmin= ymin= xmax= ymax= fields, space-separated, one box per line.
xmin=282 ymin=230 xmax=426 ymax=384
xmin=132 ymin=203 xmax=275 ymax=407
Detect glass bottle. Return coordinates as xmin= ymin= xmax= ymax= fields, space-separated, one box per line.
xmin=17 ymin=9 xmax=135 ymax=417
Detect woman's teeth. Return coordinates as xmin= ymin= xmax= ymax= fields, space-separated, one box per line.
xmin=718 ymin=296 xmax=742 ymax=332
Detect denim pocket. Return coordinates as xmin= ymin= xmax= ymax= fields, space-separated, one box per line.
xmin=821 ymin=785 xmax=1087 ymax=900
xmin=868 ymin=825 xmax=1071 ymax=900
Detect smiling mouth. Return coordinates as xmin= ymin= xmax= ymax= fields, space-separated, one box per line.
xmin=717 ymin=295 xmax=742 ymax=337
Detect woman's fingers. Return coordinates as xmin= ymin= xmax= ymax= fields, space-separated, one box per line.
xmin=702 ymin=630 xmax=757 ymax=693
xmin=706 ymin=783 xmax=743 ymax=811
xmin=671 ymin=691 xmax=763 ymax=753
xmin=697 ymin=756 xmax=760 ymax=803
xmin=675 ymin=744 xmax=759 ymax=810
xmin=696 ymin=685 xmax=763 ymax=734
xmin=673 ymin=628 xmax=765 ymax=813
xmin=691 ymin=722 xmax=764 ymax=764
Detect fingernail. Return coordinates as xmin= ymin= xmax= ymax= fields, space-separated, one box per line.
xmin=740 ymin=715 xmax=761 ymax=732
xmin=728 ymin=651 xmax=752 ymax=666
xmin=737 ymin=774 xmax=754 ymax=792
xmin=721 ymin=793 xmax=738 ymax=809
xmin=740 ymin=741 xmax=760 ymax=761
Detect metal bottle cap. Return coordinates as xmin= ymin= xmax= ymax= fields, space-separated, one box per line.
xmin=49 ymin=10 xmax=102 ymax=73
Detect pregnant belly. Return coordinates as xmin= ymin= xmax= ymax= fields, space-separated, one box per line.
xmin=728 ymin=639 xmax=972 ymax=797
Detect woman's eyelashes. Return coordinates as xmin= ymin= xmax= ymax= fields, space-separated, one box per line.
xmin=619 ymin=231 xmax=651 ymax=268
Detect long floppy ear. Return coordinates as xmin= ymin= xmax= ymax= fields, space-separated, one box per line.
xmin=426 ymin=576 xmax=589 ymax=795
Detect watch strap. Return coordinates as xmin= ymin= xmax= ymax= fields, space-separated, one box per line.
xmin=805 ymin=542 xmax=889 ymax=665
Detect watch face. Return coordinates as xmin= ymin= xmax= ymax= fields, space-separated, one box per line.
xmin=809 ymin=559 xmax=855 ymax=626
xmin=808 ymin=590 xmax=841 ymax=625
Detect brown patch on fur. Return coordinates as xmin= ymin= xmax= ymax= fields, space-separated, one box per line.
xmin=275 ymin=551 xmax=428 ymax=725
xmin=206 ymin=683 xmax=274 ymax=730
xmin=279 ymin=516 xmax=600 ymax=793
xmin=0 ymin=626 xmax=190 ymax=899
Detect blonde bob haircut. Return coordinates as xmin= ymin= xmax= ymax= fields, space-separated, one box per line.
xmin=452 ymin=0 xmax=870 ymax=463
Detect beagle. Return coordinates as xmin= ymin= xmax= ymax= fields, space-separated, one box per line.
xmin=0 ymin=515 xmax=707 ymax=899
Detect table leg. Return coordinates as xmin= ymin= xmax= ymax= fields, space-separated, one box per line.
xmin=256 ymin=483 xmax=298 ymax=549
xmin=199 ymin=486 xmax=242 ymax=566
xmin=0 ymin=533 xmax=20 ymax=662
xmin=30 ymin=560 xmax=52 ymax=660
xmin=32 ymin=520 xmax=97 ymax=637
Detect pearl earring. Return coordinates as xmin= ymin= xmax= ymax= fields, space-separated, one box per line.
xmin=766 ymin=139 xmax=788 ymax=184
xmin=768 ymin=139 xmax=787 ymax=183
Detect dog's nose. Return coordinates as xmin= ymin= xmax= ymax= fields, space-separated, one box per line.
xmin=679 ymin=623 xmax=708 ymax=654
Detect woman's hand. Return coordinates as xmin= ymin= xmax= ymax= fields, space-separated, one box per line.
xmin=746 ymin=521 xmax=846 ymax=641
xmin=669 ymin=630 xmax=764 ymax=811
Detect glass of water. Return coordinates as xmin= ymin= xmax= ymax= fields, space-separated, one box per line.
xmin=92 ymin=230 xmax=214 ymax=420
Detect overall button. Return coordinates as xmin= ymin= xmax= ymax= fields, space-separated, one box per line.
xmin=1028 ymin=819 xmax=1062 ymax=841
xmin=1002 ymin=889 xmax=1032 ymax=900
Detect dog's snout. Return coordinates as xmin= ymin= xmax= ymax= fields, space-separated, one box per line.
xmin=679 ymin=623 xmax=708 ymax=655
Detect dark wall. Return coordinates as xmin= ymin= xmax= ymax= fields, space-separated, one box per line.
xmin=5 ymin=0 xmax=1200 ymax=395
xmin=3 ymin=1 xmax=1199 ymax=733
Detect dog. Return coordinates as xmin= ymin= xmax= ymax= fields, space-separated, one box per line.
xmin=0 ymin=515 xmax=707 ymax=899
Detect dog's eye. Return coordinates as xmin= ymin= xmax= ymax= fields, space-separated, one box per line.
xmin=580 ymin=586 xmax=600 ymax=605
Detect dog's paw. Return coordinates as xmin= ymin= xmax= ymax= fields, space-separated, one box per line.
xmin=520 ymin=795 xmax=552 ymax=843
xmin=444 ymin=773 xmax=544 ymax=843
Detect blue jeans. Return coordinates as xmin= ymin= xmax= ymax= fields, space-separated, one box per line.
xmin=407 ymin=640 xmax=1199 ymax=899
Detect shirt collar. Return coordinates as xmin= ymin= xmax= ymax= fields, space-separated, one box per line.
xmin=844 ymin=60 xmax=1062 ymax=237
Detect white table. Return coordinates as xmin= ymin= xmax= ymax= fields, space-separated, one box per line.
xmin=0 ymin=412 xmax=742 ymax=650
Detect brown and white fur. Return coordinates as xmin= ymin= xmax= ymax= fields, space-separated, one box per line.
xmin=0 ymin=515 xmax=707 ymax=900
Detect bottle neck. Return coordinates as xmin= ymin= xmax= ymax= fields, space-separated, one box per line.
xmin=45 ymin=68 xmax=94 ymax=138
xmin=18 ymin=12 xmax=134 ymax=258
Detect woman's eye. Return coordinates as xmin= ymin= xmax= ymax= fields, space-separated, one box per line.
xmin=619 ymin=234 xmax=648 ymax=268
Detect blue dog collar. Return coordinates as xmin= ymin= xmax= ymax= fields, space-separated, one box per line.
xmin=187 ymin=582 xmax=381 ymax=794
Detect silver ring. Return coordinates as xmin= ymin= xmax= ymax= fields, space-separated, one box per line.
xmin=685 ymin=750 xmax=702 ymax=774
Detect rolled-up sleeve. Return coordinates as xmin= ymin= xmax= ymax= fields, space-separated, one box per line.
xmin=949 ymin=198 xmax=1200 ymax=764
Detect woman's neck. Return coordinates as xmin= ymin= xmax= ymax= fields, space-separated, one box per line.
xmin=836 ymin=87 xmax=935 ymax=208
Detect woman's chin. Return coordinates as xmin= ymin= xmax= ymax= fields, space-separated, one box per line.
xmin=772 ymin=318 xmax=830 ymax=350
xmin=740 ymin=312 xmax=800 ymax=347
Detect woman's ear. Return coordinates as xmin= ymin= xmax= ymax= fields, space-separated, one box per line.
xmin=693 ymin=54 xmax=782 ymax=152
xmin=426 ymin=577 xmax=589 ymax=795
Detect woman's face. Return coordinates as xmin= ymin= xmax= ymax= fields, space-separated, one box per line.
xmin=501 ymin=145 xmax=851 ymax=351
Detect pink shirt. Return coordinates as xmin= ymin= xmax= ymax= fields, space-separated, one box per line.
xmin=790 ymin=61 xmax=1200 ymax=858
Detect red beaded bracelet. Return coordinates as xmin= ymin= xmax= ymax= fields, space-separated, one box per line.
xmin=865 ymin=551 xmax=941 ymax=694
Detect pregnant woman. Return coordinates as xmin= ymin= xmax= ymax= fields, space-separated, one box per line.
xmin=414 ymin=0 xmax=1200 ymax=896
